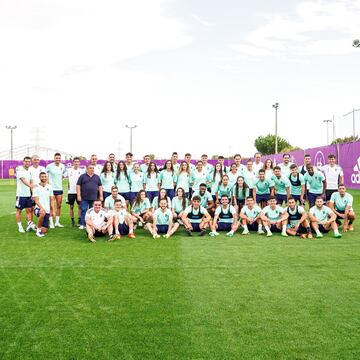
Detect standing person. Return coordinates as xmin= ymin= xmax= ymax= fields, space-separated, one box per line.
xmin=215 ymin=174 xmax=232 ymax=205
xmin=108 ymin=153 xmax=117 ymax=172
xmin=89 ymin=154 xmax=103 ymax=176
xmin=263 ymin=158 xmax=274 ymax=179
xmin=182 ymin=195 xmax=211 ymax=236
xmin=100 ymin=161 xmax=115 ymax=200
xmin=140 ymin=154 xmax=151 ymax=173
xmin=243 ymin=160 xmax=257 ymax=197
xmin=298 ymin=154 xmax=312 ymax=175
xmin=233 ymin=154 xmax=246 ymax=176
xmin=210 ymin=163 xmax=224 ymax=201
xmin=104 ymin=186 xmax=126 ymax=210
xmin=304 ymin=165 xmax=326 ymax=208
xmin=131 ymin=190 xmax=152 ymax=226
xmin=129 ymin=163 xmax=144 ymax=204
xmin=171 ymin=187 xmax=189 ymax=222
xmin=209 ymin=195 xmax=239 ymax=237
xmin=112 ymin=199 xmax=136 ymax=240
xmin=320 ymin=154 xmax=344 ymax=203
xmin=253 ymin=153 xmax=264 ymax=174
xmin=192 ymin=183 xmax=215 ymax=215
xmin=85 ymin=200 xmax=113 ymax=243
xmin=253 ymin=169 xmax=275 ymax=209
xmin=171 ymin=152 xmax=180 ymax=173
xmin=143 ymin=161 xmax=160 ymax=203
xmin=329 ymin=184 xmax=356 ymax=232
xmin=152 ymin=188 xmax=171 ymax=210
xmin=46 ymin=152 xmax=66 ymax=228
xmin=309 ymin=197 xmax=342 ymax=238
xmin=191 ymin=161 xmax=210 ymax=193
xmin=159 ymin=160 xmax=176 ymax=199
xmin=32 ymin=172 xmax=55 ymax=237
xmin=240 ymin=197 xmax=264 ymax=235
xmin=227 ymin=163 xmax=239 ymax=188
xmin=285 ymin=198 xmax=312 ymax=238
xmin=260 ymin=196 xmax=289 ymax=237
xmin=15 ymin=156 xmax=35 ymax=233
xmin=217 ymin=155 xmax=228 ymax=173
xmin=271 ymin=166 xmax=291 ymax=206
xmin=289 ymin=164 xmax=306 ymax=204
xmin=201 ymin=154 xmax=214 ymax=177
xmin=66 ymin=157 xmax=84 ymax=227
xmin=278 ymin=153 xmax=294 ymax=177
xmin=146 ymin=199 xmax=179 ymax=239
xmin=125 ymin=152 xmax=134 ymax=173
xmin=77 ymin=164 xmax=103 ymax=230
xmin=29 ymin=155 xmax=46 ymax=186
xmin=232 ymin=176 xmax=250 ymax=214
xmin=175 ymin=161 xmax=191 ymax=197
xmin=184 ymin=153 xmax=196 ymax=173
xmin=115 ymin=161 xmax=131 ymax=206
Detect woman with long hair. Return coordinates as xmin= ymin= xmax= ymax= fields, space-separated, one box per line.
xmin=171 ymin=187 xmax=189 ymax=223
xmin=131 ymin=189 xmax=152 ymax=226
xmin=100 ymin=161 xmax=115 ymax=200
xmin=152 ymin=188 xmax=171 ymax=210
xmin=159 ymin=160 xmax=176 ymax=199
xmin=232 ymin=176 xmax=249 ymax=213
xmin=143 ymin=162 xmax=160 ymax=203
xmin=175 ymin=161 xmax=191 ymax=198
xmin=210 ymin=162 xmax=224 ymax=202
xmin=115 ymin=161 xmax=130 ymax=207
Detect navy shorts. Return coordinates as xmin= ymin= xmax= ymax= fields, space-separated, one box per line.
xmin=290 ymin=194 xmax=302 ymax=203
xmin=256 ymin=194 xmax=269 ymax=204
xmin=276 ymin=194 xmax=287 ymax=205
xmin=249 ymin=189 xmax=253 ymax=198
xmin=308 ymin=192 xmax=324 ymax=207
xmin=129 ymin=192 xmax=139 ymax=204
xmin=119 ymin=192 xmax=130 ymax=201
xmin=157 ymin=224 xmax=169 ymax=234
xmin=34 ymin=208 xmax=50 ymax=228
xmin=288 ymin=223 xmax=307 ymax=234
xmin=103 ymin=191 xmax=111 ymax=200
xmin=318 ymin=224 xmax=330 ymax=233
xmin=217 ymin=222 xmax=232 ymax=232
xmin=248 ymin=222 xmax=259 ymax=231
xmin=53 ymin=190 xmax=63 ymax=196
xmin=236 ymin=199 xmax=245 ymax=208
xmin=270 ymin=224 xmax=281 ymax=233
xmin=147 ymin=191 xmax=158 ymax=203
xmin=165 ymin=189 xmax=175 ymax=200
xmin=325 ymin=189 xmax=337 ymax=201
xmin=15 ymin=196 xmax=32 ymax=210
xmin=118 ymin=223 xmax=130 ymax=235
xmin=66 ymin=193 xmax=79 ymax=205
xmin=190 ymin=222 xmax=201 ymax=232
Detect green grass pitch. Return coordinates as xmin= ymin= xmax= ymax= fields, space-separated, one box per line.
xmin=0 ymin=179 xmax=359 ymax=359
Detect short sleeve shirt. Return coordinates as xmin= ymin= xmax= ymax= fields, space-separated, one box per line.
xmin=262 ymin=205 xmax=285 ymax=221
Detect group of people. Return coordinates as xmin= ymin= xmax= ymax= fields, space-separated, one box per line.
xmin=14 ymin=151 xmax=356 ymax=241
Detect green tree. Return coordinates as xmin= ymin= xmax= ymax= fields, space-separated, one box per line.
xmin=331 ymin=135 xmax=359 ymax=144
xmin=254 ymin=134 xmax=291 ymax=155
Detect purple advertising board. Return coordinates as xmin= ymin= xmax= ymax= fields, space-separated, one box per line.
xmin=1 ymin=141 xmax=360 ymax=189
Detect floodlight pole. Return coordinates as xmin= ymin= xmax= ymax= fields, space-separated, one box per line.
xmin=323 ymin=119 xmax=332 ymax=145
xmin=5 ymin=125 xmax=17 ymax=160
xmin=125 ymin=125 xmax=137 ymax=153
xmin=272 ymin=103 xmax=279 ymax=154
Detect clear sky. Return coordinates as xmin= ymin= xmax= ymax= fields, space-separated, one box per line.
xmin=0 ymin=0 xmax=359 ymax=159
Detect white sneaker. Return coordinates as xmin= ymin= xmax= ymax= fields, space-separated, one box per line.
xmin=18 ymin=227 xmax=25 ymax=233
xmin=55 ymin=223 xmax=64 ymax=228
xmin=266 ymin=232 xmax=273 ymax=237
xmin=79 ymin=225 xmax=85 ymax=230
xmin=49 ymin=223 xmax=55 ymax=229
xmin=257 ymin=229 xmax=265 ymax=235
xmin=36 ymin=230 xmax=45 ymax=238
xmin=242 ymin=229 xmax=250 ymax=235
xmin=26 ymin=222 xmax=34 ymax=232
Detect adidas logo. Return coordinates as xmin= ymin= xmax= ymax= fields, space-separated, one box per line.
xmin=351 ymin=157 xmax=360 ymax=184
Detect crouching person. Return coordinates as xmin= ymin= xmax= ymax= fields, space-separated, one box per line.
xmin=260 ymin=196 xmax=289 ymax=237
xmin=85 ymin=199 xmax=113 ymax=243
xmin=240 ymin=196 xmax=264 ymax=235
xmin=285 ymin=197 xmax=312 ymax=239
xmin=182 ymin=195 xmax=211 ymax=236
xmin=209 ymin=195 xmax=239 ymax=237
xmin=112 ymin=199 xmax=136 ymax=240
xmin=146 ymin=199 xmax=179 ymax=239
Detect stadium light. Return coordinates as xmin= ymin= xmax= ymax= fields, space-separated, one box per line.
xmin=125 ymin=125 xmax=137 ymax=154
xmin=343 ymin=108 xmax=360 ymax=138
xmin=323 ymin=119 xmax=332 ymax=145
xmin=5 ymin=125 xmax=17 ymax=160
xmin=272 ymin=102 xmax=279 ymax=153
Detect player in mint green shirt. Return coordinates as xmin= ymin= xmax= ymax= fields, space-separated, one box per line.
xmin=215 ymin=175 xmax=233 ymax=205
xmin=131 ymin=190 xmax=152 ymax=226
xmin=15 ymin=156 xmax=34 ymax=233
xmin=240 ymin=196 xmax=264 ymax=235
xmin=192 ymin=183 xmax=215 ymax=215
xmin=175 ymin=162 xmax=191 ymax=195
xmin=254 ymin=169 xmax=275 ymax=208
xmin=100 ymin=161 xmax=116 ymax=198
xmin=152 ymin=188 xmax=171 ymax=210
xmin=289 ymin=164 xmax=305 ymax=204
xmin=129 ymin=164 xmax=144 ymax=204
xmin=143 ymin=162 xmax=160 ymax=202
xmin=232 ymin=176 xmax=250 ymax=213
xmin=171 ymin=188 xmax=189 ymax=222
xmin=159 ymin=160 xmax=176 ymax=199
xmin=309 ymin=196 xmax=341 ymax=238
xmin=191 ymin=161 xmax=211 ymax=192
xmin=115 ymin=161 xmax=131 ymax=205
xmin=271 ymin=166 xmax=291 ymax=206
xmin=45 ymin=152 xmax=67 ymax=228
xmin=260 ymin=196 xmax=288 ymax=237
xmin=329 ymin=184 xmax=356 ymax=232
xmin=146 ymin=198 xmax=179 ymax=238
xmin=304 ymin=165 xmax=326 ymax=207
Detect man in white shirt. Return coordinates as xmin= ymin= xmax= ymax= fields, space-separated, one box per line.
xmin=89 ymin=154 xmax=103 ymax=176
xmin=29 ymin=155 xmax=46 ymax=186
xmin=85 ymin=200 xmax=113 ymax=243
xmin=278 ymin=153 xmax=294 ymax=177
xmin=320 ymin=154 xmax=344 ymax=203
xmin=66 ymin=157 xmax=84 ymax=227
xmin=253 ymin=152 xmax=264 ymax=174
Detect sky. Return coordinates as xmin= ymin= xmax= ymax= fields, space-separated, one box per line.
xmin=0 ymin=0 xmax=359 ymax=160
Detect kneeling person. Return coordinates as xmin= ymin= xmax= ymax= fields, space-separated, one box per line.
xmin=112 ymin=199 xmax=135 ymax=240
xmin=240 ymin=196 xmax=264 ymax=235
xmin=209 ymin=195 xmax=239 ymax=237
xmin=32 ymin=172 xmax=55 ymax=237
xmin=260 ymin=196 xmax=289 ymax=237
xmin=182 ymin=195 xmax=211 ymax=236
xmin=146 ymin=199 xmax=179 ymax=238
xmin=285 ymin=197 xmax=312 ymax=238
xmin=309 ymin=196 xmax=342 ymax=238
xmin=85 ymin=200 xmax=113 ymax=243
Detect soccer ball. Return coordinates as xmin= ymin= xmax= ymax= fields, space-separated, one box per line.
xmin=353 ymin=39 xmax=360 ymax=48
